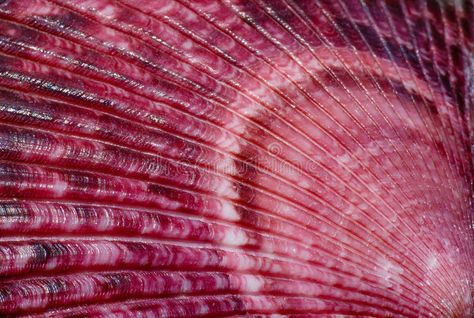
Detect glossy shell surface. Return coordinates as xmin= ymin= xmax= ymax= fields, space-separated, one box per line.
xmin=0 ymin=0 xmax=473 ymax=317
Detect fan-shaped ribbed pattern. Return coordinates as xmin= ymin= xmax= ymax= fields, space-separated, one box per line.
xmin=0 ymin=0 xmax=473 ymax=317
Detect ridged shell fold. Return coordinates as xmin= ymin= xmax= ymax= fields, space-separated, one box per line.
xmin=0 ymin=0 xmax=473 ymax=317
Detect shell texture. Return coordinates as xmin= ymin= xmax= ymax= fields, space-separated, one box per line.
xmin=0 ymin=0 xmax=473 ymax=317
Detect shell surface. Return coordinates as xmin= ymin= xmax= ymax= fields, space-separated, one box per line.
xmin=0 ymin=0 xmax=473 ymax=317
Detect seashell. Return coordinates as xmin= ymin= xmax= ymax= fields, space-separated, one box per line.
xmin=0 ymin=0 xmax=473 ymax=317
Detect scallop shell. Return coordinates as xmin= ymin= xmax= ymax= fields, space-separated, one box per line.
xmin=0 ymin=0 xmax=473 ymax=317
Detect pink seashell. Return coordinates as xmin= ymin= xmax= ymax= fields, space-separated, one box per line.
xmin=0 ymin=0 xmax=472 ymax=316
